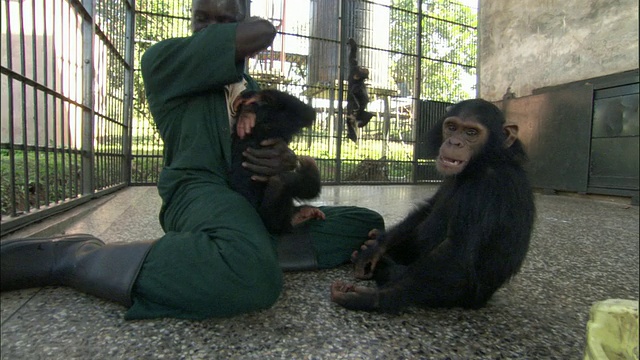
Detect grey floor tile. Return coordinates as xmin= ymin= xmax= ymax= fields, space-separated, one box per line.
xmin=1 ymin=185 xmax=638 ymax=359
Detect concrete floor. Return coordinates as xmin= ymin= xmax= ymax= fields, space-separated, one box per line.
xmin=1 ymin=185 xmax=638 ymax=359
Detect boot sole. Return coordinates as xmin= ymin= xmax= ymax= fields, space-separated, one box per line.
xmin=1 ymin=234 xmax=105 ymax=291
xmin=1 ymin=234 xmax=105 ymax=250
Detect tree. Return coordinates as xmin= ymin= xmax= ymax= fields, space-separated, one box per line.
xmin=389 ymin=0 xmax=477 ymax=102
xmin=133 ymin=0 xmax=191 ymax=118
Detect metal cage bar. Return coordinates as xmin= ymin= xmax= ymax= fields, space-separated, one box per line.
xmin=1 ymin=0 xmax=476 ymax=234
xmin=1 ymin=0 xmax=134 ymax=235
xmin=128 ymin=0 xmax=477 ymax=185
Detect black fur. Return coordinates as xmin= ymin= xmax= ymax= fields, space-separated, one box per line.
xmin=345 ymin=38 xmax=374 ymax=142
xmin=332 ymin=99 xmax=535 ymax=312
xmin=229 ymin=89 xmax=320 ymax=234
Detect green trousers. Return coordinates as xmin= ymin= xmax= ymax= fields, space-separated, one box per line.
xmin=125 ymin=182 xmax=384 ymax=320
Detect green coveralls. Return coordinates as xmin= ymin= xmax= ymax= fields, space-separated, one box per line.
xmin=126 ymin=23 xmax=384 ymax=320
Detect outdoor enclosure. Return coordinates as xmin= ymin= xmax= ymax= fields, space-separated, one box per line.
xmin=131 ymin=0 xmax=477 ymax=185
xmin=1 ymin=0 xmax=477 ymax=235
xmin=1 ymin=0 xmax=135 ymax=234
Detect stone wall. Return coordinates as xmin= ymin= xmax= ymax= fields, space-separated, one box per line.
xmin=478 ymin=0 xmax=639 ymax=101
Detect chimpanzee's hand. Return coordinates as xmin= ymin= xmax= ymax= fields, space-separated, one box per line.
xmin=291 ymin=205 xmax=326 ymax=226
xmin=351 ymin=230 xmax=386 ymax=279
xmin=242 ymin=138 xmax=297 ymax=182
xmin=233 ymin=93 xmax=260 ymax=139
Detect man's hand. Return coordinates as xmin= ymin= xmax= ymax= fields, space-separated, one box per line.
xmin=242 ymin=138 xmax=297 ymax=182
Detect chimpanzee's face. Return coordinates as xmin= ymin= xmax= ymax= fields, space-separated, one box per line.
xmin=191 ymin=0 xmax=245 ymax=33
xmin=436 ymin=115 xmax=489 ymax=176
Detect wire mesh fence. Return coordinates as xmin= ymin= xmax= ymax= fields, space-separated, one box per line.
xmin=1 ymin=0 xmax=475 ymax=234
xmin=129 ymin=0 xmax=477 ymax=185
xmin=130 ymin=0 xmax=191 ymax=184
xmin=1 ymin=0 xmax=134 ymax=234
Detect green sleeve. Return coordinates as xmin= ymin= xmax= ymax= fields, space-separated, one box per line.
xmin=141 ymin=24 xmax=245 ymax=114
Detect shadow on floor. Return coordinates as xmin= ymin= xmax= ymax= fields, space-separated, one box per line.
xmin=1 ymin=185 xmax=638 ymax=359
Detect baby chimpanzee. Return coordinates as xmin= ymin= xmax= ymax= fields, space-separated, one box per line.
xmin=229 ymin=89 xmax=321 ymax=234
xmin=345 ymin=38 xmax=374 ymax=142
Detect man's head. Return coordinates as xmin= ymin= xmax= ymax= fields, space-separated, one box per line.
xmin=191 ymin=0 xmax=247 ymax=33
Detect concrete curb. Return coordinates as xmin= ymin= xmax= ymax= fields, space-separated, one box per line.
xmin=1 ymin=194 xmax=116 ymax=240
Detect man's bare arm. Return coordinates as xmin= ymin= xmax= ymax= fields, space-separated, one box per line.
xmin=235 ymin=17 xmax=276 ymax=61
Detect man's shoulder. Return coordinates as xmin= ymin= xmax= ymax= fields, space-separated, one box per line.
xmin=140 ymin=37 xmax=189 ymax=74
xmin=144 ymin=37 xmax=187 ymax=56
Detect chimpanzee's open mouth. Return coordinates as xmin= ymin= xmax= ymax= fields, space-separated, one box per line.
xmin=440 ymin=156 xmax=463 ymax=166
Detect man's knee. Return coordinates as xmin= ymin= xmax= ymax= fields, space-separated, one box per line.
xmin=132 ymin=232 xmax=283 ymax=318
xmin=242 ymin=256 xmax=283 ymax=309
xmin=200 ymin=232 xmax=283 ymax=313
xmin=219 ymin=248 xmax=283 ymax=310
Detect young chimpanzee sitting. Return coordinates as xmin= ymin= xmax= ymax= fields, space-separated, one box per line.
xmin=331 ymin=99 xmax=535 ymax=312
xmin=345 ymin=38 xmax=374 ymax=143
xmin=230 ymin=89 xmax=322 ymax=234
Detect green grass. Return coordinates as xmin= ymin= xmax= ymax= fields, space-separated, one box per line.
xmin=0 ymin=148 xmax=129 ymax=215
xmin=2 ymin=135 xmax=434 ymax=215
xmin=1 ymin=149 xmax=81 ymax=215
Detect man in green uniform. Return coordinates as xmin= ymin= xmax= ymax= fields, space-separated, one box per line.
xmin=0 ymin=0 xmax=384 ymax=320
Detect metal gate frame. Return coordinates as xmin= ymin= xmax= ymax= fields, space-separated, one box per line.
xmin=129 ymin=0 xmax=476 ymax=186
xmin=1 ymin=0 xmax=475 ymax=235
xmin=1 ymin=0 xmax=135 ymax=235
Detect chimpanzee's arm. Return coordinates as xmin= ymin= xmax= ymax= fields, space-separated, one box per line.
xmin=258 ymin=157 xmax=321 ymax=234
xmin=352 ymin=196 xmax=435 ymax=279
xmin=332 ymin=242 xmax=470 ymax=312
xmin=348 ymin=38 xmax=358 ymax=69
xmin=352 ymin=183 xmax=453 ymax=279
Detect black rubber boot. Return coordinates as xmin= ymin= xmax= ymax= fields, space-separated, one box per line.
xmin=1 ymin=234 xmax=154 ymax=307
xmin=277 ymin=224 xmax=318 ymax=272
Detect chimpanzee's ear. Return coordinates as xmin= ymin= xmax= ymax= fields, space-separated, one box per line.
xmin=503 ymin=123 xmax=518 ymax=148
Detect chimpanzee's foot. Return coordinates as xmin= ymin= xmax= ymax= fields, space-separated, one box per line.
xmin=356 ymin=111 xmax=375 ymax=128
xmin=291 ymin=205 xmax=326 ymax=226
xmin=350 ymin=229 xmax=380 ymax=263
xmin=346 ymin=117 xmax=358 ymax=142
xmin=350 ymin=240 xmax=377 ymax=263
xmin=330 ymin=280 xmax=380 ymax=310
